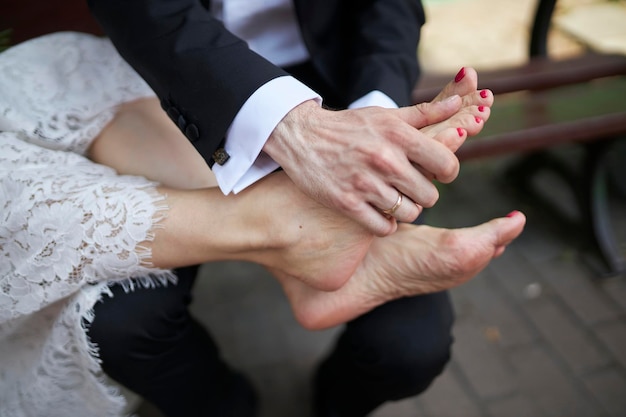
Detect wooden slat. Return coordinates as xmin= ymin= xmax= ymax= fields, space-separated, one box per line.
xmin=413 ymin=53 xmax=626 ymax=104
xmin=456 ymin=76 xmax=626 ymax=160
xmin=458 ymin=112 xmax=626 ymax=160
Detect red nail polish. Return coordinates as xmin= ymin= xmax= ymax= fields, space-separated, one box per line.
xmin=506 ymin=210 xmax=519 ymax=218
xmin=454 ymin=67 xmax=466 ymax=83
xmin=480 ymin=90 xmax=488 ymax=98
xmin=478 ymin=105 xmax=485 ymax=112
xmin=475 ymin=116 xmax=482 ymax=123
xmin=457 ymin=127 xmax=464 ymax=137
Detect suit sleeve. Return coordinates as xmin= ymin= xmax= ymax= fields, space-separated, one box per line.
xmin=347 ymin=0 xmax=425 ymax=107
xmin=297 ymin=0 xmax=424 ymax=108
xmin=87 ymin=0 xmax=288 ymax=166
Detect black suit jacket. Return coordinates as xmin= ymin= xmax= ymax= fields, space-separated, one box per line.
xmin=88 ymin=0 xmax=425 ymax=167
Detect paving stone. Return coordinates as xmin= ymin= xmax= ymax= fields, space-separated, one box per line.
xmin=486 ymin=393 xmax=542 ymax=417
xmin=602 ymin=275 xmax=626 ymax=311
xmin=511 ymin=218 xmax=578 ymax=265
xmin=583 ymin=368 xmax=626 ymax=417
xmin=248 ymin=363 xmax=311 ymax=417
xmin=509 ymin=346 xmax=599 ymax=417
xmin=593 ymin=320 xmax=626 ymax=370
xmin=536 ymin=257 xmax=622 ymax=325
xmin=521 ymin=297 xmax=610 ymax=375
xmin=417 ymin=366 xmax=484 ymax=417
xmin=195 ymin=261 xmax=277 ymax=306
xmin=451 ymin=318 xmax=518 ymax=399
xmin=283 ymin=324 xmax=340 ymax=363
xmin=370 ymin=397 xmax=423 ymax=417
xmin=459 ymin=271 xmax=537 ymax=348
xmin=488 ymin=250 xmax=556 ymax=304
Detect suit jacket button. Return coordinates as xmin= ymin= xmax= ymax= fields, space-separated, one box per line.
xmin=212 ymin=148 xmax=230 ymax=165
xmin=185 ymin=124 xmax=200 ymax=142
xmin=160 ymin=99 xmax=172 ymax=111
xmin=166 ymin=107 xmax=180 ymax=122
xmin=177 ymin=115 xmax=187 ymax=130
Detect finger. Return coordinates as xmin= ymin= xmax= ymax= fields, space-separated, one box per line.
xmin=352 ymin=201 xmax=399 ymax=237
xmin=402 ymin=131 xmax=460 ymax=184
xmin=356 ymin=136 xmax=443 ymax=208
xmin=396 ymin=95 xmax=463 ymax=129
xmin=374 ymin=190 xmax=422 ymax=223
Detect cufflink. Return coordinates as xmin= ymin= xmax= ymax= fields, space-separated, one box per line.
xmin=212 ymin=148 xmax=230 ymax=165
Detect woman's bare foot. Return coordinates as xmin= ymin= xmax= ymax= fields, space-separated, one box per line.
xmin=240 ymin=171 xmax=375 ymax=291
xmin=275 ymin=211 xmax=526 ymax=330
xmin=422 ymin=67 xmax=494 ymax=152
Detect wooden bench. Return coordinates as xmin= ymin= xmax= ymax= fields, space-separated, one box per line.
xmin=413 ymin=0 xmax=626 ymax=277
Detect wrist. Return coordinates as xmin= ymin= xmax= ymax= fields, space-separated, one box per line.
xmin=263 ymin=99 xmax=323 ymax=167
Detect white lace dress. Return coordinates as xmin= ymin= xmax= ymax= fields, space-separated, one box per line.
xmin=0 ymin=32 xmax=177 ymax=416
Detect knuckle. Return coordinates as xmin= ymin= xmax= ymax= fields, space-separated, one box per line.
xmin=421 ymin=186 xmax=439 ymax=208
xmin=376 ymin=219 xmax=396 ymax=237
xmin=335 ymin=192 xmax=361 ymax=212
xmin=350 ymin=171 xmax=371 ymax=193
xmin=406 ymin=204 xmax=422 ymax=223
xmin=369 ymin=146 xmax=397 ymax=173
xmin=411 ymin=103 xmax=429 ymax=119
xmin=438 ymin=158 xmax=460 ymax=183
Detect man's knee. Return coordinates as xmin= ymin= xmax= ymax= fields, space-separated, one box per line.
xmin=345 ymin=291 xmax=455 ymax=392
xmin=381 ymin=329 xmax=453 ymax=398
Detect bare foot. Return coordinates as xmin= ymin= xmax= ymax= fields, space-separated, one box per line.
xmin=242 ymin=172 xmax=374 ymax=291
xmin=422 ymin=67 xmax=494 ymax=152
xmin=274 ymin=211 xmax=526 ymax=330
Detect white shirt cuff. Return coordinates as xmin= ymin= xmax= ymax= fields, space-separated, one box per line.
xmin=212 ymin=75 xmax=321 ymax=194
xmin=348 ymin=90 xmax=398 ymax=109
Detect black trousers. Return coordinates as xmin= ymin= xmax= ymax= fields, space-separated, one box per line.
xmin=88 ymin=266 xmax=454 ymax=417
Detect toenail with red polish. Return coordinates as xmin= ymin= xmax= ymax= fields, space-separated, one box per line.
xmin=506 ymin=210 xmax=520 ymax=218
xmin=478 ymin=105 xmax=485 ymax=112
xmin=454 ymin=67 xmax=466 ymax=83
xmin=475 ymin=116 xmax=482 ymax=123
xmin=457 ymin=127 xmax=464 ymax=137
xmin=480 ymin=90 xmax=488 ymax=98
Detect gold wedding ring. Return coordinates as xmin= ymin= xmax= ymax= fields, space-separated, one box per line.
xmin=381 ymin=193 xmax=403 ymax=216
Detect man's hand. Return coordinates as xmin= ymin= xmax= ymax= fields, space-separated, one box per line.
xmin=263 ymin=96 xmax=463 ymax=236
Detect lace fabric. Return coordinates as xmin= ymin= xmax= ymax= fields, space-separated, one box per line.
xmin=0 ymin=32 xmax=176 ymax=416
